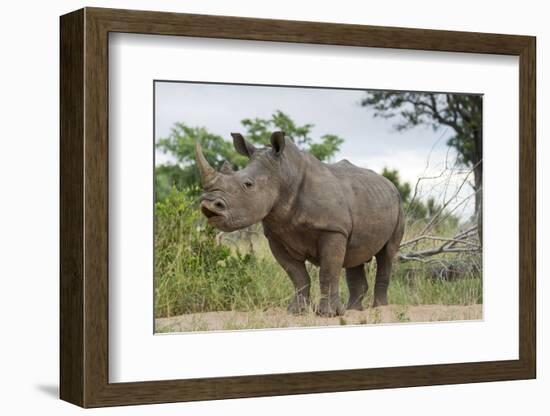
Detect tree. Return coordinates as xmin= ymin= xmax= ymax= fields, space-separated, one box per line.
xmin=155 ymin=125 xmax=248 ymax=200
xmin=361 ymin=92 xmax=482 ymax=240
xmin=241 ymin=110 xmax=343 ymax=162
xmin=381 ymin=167 xmax=458 ymax=229
xmin=381 ymin=167 xmax=411 ymax=202
xmin=155 ymin=111 xmax=344 ymax=200
xmin=381 ymin=167 xmax=427 ymax=220
xmin=362 ymin=93 xmax=482 ymax=206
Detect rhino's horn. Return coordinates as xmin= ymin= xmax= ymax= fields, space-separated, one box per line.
xmin=195 ymin=141 xmax=218 ymax=187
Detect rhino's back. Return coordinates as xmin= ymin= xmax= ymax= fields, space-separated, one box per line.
xmin=328 ymin=159 xmax=400 ymax=210
xmin=328 ymin=159 xmax=402 ymax=266
xmin=329 ymin=159 xmax=400 ymax=206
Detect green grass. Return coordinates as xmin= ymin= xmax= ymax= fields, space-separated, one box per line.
xmin=155 ymin=188 xmax=482 ymax=318
xmin=154 ymin=188 xmax=294 ymax=317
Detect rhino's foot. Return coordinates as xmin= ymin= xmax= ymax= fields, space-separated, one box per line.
xmin=347 ymin=299 xmax=364 ymax=311
xmin=373 ymin=292 xmax=388 ymax=307
xmin=287 ymin=295 xmax=310 ymax=315
xmin=316 ymin=297 xmax=346 ymax=317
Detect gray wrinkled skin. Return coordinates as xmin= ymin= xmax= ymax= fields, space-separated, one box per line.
xmin=196 ymin=131 xmax=405 ymax=316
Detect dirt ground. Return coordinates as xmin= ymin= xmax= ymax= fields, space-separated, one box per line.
xmin=155 ymin=304 xmax=482 ymax=333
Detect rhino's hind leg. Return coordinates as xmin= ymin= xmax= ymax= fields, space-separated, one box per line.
xmin=345 ymin=265 xmax=368 ymax=311
xmin=373 ymin=209 xmax=405 ymax=307
xmin=373 ymin=249 xmax=392 ymax=307
xmin=267 ymin=237 xmax=311 ymax=315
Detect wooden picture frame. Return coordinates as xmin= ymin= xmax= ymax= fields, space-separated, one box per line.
xmin=60 ymin=7 xmax=536 ymax=408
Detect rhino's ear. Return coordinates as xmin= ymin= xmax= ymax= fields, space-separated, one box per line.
xmin=270 ymin=131 xmax=286 ymax=156
xmin=219 ymin=161 xmax=234 ymax=175
xmin=231 ymin=133 xmax=256 ymax=158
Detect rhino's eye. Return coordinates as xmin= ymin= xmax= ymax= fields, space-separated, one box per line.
xmin=243 ymin=179 xmax=254 ymax=189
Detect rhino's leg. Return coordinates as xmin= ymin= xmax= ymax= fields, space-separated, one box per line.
xmin=346 ymin=264 xmax=368 ymax=311
xmin=267 ymin=238 xmax=311 ymax=315
xmin=373 ymin=248 xmax=392 ymax=307
xmin=373 ymin=210 xmax=405 ymax=307
xmin=317 ymin=233 xmax=346 ymax=317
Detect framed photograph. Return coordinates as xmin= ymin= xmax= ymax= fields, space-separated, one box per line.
xmin=60 ymin=7 xmax=536 ymax=407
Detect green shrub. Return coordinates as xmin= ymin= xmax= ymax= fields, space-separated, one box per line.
xmin=154 ymin=187 xmax=293 ymax=317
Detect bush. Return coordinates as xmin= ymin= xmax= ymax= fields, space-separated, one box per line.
xmin=154 ymin=187 xmax=293 ymax=317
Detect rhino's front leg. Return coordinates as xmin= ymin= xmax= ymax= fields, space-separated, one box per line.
xmin=317 ymin=233 xmax=347 ymax=317
xmin=267 ymin=237 xmax=311 ymax=314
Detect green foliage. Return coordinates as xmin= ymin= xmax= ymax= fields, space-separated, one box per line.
xmin=155 ymin=111 xmax=344 ymax=201
xmin=157 ymin=124 xmax=247 ymax=169
xmin=381 ymin=167 xmax=412 ymax=202
xmin=241 ymin=110 xmax=314 ymax=147
xmin=154 ymin=164 xmax=191 ymax=203
xmin=155 ymin=125 xmax=248 ymax=200
xmin=361 ymin=92 xmax=482 ymax=167
xmin=154 ymin=187 xmax=293 ymax=317
xmin=308 ymin=134 xmax=345 ymax=162
xmin=382 ymin=167 xmax=424 ymax=220
xmin=241 ymin=110 xmax=344 ymax=161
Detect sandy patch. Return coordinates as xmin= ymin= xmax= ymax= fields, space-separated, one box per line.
xmin=155 ymin=304 xmax=482 ymax=333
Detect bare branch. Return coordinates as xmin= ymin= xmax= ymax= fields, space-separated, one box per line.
xmin=417 ymin=160 xmax=480 ymax=235
xmin=398 ymin=246 xmax=480 ymax=262
xmin=452 ymin=225 xmax=478 ymax=240
xmin=429 ymin=187 xmax=480 ymax=232
xmin=398 ymin=222 xmax=480 ymax=263
xmin=401 ymin=234 xmax=480 ymax=249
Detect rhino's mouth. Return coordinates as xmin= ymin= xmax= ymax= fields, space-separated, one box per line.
xmin=201 ymin=206 xmax=225 ymax=221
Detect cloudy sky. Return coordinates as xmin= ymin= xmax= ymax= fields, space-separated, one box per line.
xmin=154 ymin=81 xmax=476 ymax=220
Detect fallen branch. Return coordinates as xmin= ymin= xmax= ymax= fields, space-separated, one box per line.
xmin=401 ymin=232 xmax=479 ymax=249
xmin=399 ymin=246 xmax=480 ymax=261
xmin=451 ymin=225 xmax=478 ymax=240
xmin=398 ymin=225 xmax=480 ymax=262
